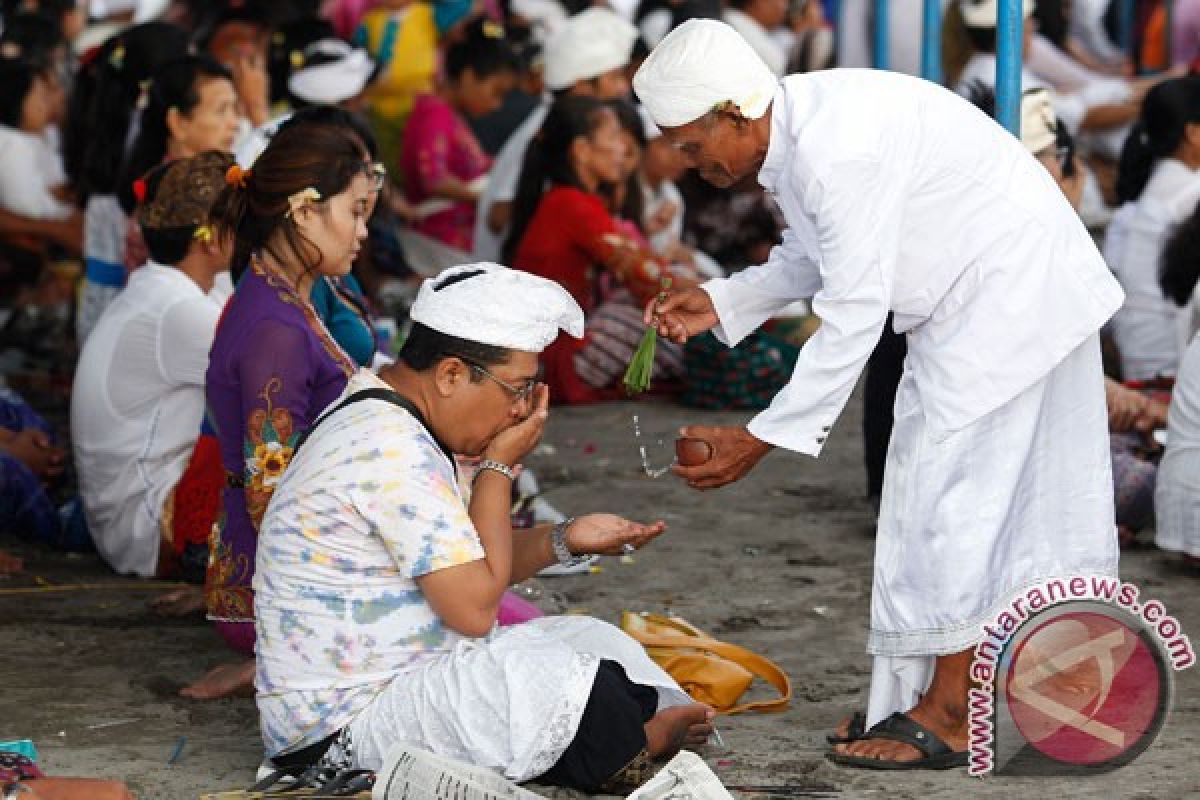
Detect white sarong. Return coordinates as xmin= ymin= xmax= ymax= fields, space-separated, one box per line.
xmin=865 ymin=334 xmax=1119 ymax=726
xmin=346 ymin=616 xmax=691 ymax=782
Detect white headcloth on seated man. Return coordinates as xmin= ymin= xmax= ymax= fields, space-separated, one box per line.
xmin=410 ymin=263 xmax=585 ymax=352
xmin=633 ymin=18 xmax=778 ymax=129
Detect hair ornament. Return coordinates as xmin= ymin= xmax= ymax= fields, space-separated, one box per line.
xmin=193 ymin=224 xmax=215 ymax=243
xmin=225 ymin=164 xmax=250 ymax=189
xmin=109 ymin=43 xmax=125 ymax=71
xmin=482 ymin=20 xmax=505 ymax=39
xmin=132 ymin=178 xmax=147 ymax=204
xmin=136 ymin=78 xmax=152 ymax=110
xmin=285 ymin=187 xmax=322 ymax=218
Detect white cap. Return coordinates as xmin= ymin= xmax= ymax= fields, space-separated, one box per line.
xmin=1020 ymin=88 xmax=1058 ymax=153
xmin=288 ymin=40 xmax=376 ymax=106
xmin=543 ymin=8 xmax=638 ymax=91
xmin=633 ymin=18 xmax=777 ymax=129
xmin=960 ymin=0 xmax=1035 ymax=29
xmin=410 ymin=263 xmax=585 ymax=352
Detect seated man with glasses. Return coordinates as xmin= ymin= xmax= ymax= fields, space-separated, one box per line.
xmin=253 ymin=263 xmax=714 ymax=794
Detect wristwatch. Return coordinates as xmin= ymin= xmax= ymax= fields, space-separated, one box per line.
xmin=551 ymin=518 xmax=589 ymax=567
xmin=476 ymin=459 xmax=515 ymax=482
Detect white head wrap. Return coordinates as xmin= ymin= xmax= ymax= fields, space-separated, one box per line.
xmin=410 ymin=263 xmax=585 ymax=352
xmin=543 ymin=8 xmax=638 ymax=91
xmin=959 ymin=0 xmax=1035 ymax=29
xmin=288 ymin=40 xmax=376 ymax=106
xmin=633 ymin=19 xmax=778 ymax=129
xmin=638 ymin=105 xmax=662 ymax=140
xmin=1020 ymin=88 xmax=1058 ymax=154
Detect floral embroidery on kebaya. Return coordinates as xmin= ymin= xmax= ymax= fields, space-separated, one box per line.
xmin=205 ymin=509 xmax=254 ymax=622
xmin=244 ymin=377 xmax=299 ymax=527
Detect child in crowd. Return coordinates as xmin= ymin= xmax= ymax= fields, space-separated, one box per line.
xmin=505 ymin=96 xmax=695 ymax=403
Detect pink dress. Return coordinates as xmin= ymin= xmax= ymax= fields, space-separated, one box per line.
xmin=400 ymin=93 xmax=490 ymax=252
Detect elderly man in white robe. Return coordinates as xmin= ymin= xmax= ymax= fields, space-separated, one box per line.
xmin=633 ymin=19 xmax=1124 ymax=770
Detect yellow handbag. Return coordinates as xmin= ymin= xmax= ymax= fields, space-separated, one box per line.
xmin=620 ymin=611 xmax=792 ymax=714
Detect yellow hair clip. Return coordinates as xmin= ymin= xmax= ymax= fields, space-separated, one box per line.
xmin=482 ymin=20 xmax=504 ymax=39
xmin=290 ymin=50 xmax=305 ymax=69
xmin=286 ymin=187 xmax=322 ymax=218
xmin=193 ymin=225 xmax=214 ymax=243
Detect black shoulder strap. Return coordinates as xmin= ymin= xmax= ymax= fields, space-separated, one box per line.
xmin=293 ymin=387 xmax=454 ymax=464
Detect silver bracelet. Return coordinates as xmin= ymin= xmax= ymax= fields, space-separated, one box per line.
xmin=475 ymin=459 xmax=515 ymax=482
xmin=551 ymin=518 xmax=588 ymax=567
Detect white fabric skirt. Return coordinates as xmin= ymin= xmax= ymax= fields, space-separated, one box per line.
xmin=345 ymin=616 xmax=690 ymax=782
xmin=1154 ymin=448 xmax=1200 ymax=557
xmin=866 ymin=334 xmax=1119 ymax=726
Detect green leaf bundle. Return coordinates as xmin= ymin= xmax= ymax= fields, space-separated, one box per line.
xmin=622 ymin=325 xmax=657 ymax=395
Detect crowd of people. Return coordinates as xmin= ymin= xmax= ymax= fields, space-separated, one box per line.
xmin=0 ymin=0 xmax=1197 ymax=796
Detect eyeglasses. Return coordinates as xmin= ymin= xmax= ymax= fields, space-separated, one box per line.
xmin=460 ymin=357 xmax=539 ymax=404
xmin=359 ymin=161 xmax=387 ymax=192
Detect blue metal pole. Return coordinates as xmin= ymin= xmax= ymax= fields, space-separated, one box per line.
xmin=995 ymin=0 xmax=1023 ymax=136
xmin=921 ymin=0 xmax=942 ymax=83
xmin=872 ymin=0 xmax=889 ymax=70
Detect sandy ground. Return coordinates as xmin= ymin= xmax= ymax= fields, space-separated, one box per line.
xmin=2 ymin=387 xmax=1198 ymax=799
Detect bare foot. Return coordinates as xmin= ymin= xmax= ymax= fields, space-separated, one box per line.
xmin=179 ymin=659 xmax=255 ymax=700
xmin=0 ymin=549 xmax=23 ymax=575
xmin=830 ymin=712 xmax=863 ymax=740
xmin=644 ymin=703 xmax=714 ymax=760
xmin=833 ymin=703 xmax=966 ymax=763
xmin=149 ymin=586 xmax=206 ymax=617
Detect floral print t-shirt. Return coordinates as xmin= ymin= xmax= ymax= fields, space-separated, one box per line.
xmin=253 ymin=368 xmax=485 ymax=757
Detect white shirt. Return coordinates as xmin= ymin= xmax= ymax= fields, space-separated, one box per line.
xmin=71 ymin=263 xmax=222 ymax=576
xmin=723 ymin=9 xmax=788 ymax=78
xmin=0 ymin=126 xmax=73 ymax=220
xmin=703 ymin=70 xmax=1124 ymax=455
xmin=255 ymin=368 xmax=485 ymax=755
xmin=1104 ymin=159 xmax=1200 ymax=380
xmin=472 ymin=102 xmax=549 ymax=262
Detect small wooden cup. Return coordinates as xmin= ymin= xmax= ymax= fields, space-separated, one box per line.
xmin=675 ymin=437 xmax=713 ymax=467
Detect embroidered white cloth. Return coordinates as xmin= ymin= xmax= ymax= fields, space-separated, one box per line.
xmin=410 ymin=262 xmax=584 ymax=351
xmin=633 ymin=19 xmax=778 ymax=128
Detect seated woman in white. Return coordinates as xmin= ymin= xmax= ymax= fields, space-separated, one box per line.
xmin=1105 ymin=76 xmax=1200 ymax=381
xmin=71 ymin=152 xmax=233 ymax=578
xmin=0 ymin=58 xmax=72 ymax=222
xmin=1156 ymin=332 xmax=1200 ymax=561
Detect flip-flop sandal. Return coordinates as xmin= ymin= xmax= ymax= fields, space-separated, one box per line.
xmin=825 ymin=711 xmax=968 ymax=770
xmin=825 ymin=711 xmax=867 ymax=744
